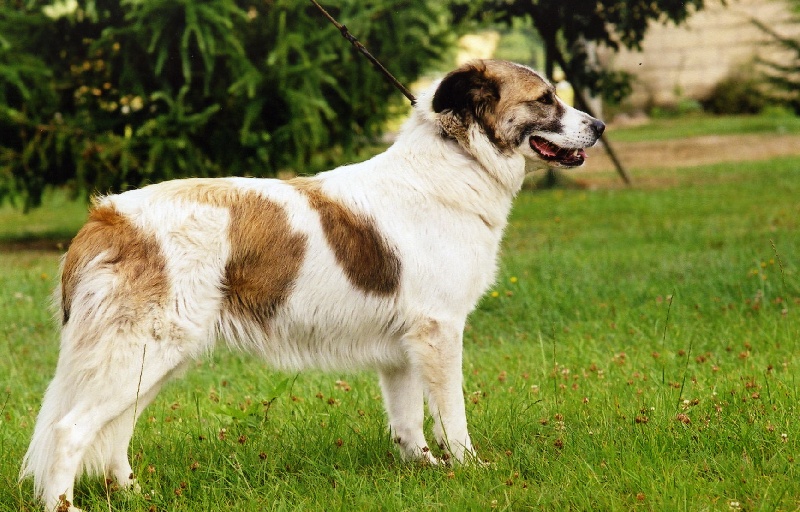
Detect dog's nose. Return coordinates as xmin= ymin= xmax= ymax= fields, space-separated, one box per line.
xmin=590 ymin=119 xmax=605 ymax=136
xmin=590 ymin=119 xmax=605 ymax=137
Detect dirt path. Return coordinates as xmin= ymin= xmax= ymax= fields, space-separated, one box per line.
xmin=588 ymin=133 xmax=800 ymax=174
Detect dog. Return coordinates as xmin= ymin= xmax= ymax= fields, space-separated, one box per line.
xmin=22 ymin=59 xmax=604 ymax=511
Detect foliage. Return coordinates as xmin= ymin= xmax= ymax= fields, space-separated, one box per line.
xmin=468 ymin=0 xmax=712 ymax=107
xmin=751 ymin=6 xmax=800 ymax=115
xmin=0 ymin=0 xmax=456 ymax=208
xmin=701 ymin=69 xmax=771 ymax=115
xmin=492 ymin=17 xmax=545 ymax=70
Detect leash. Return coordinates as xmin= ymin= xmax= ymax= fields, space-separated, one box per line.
xmin=309 ymin=0 xmax=417 ymax=105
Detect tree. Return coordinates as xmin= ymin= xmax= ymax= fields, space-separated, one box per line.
xmin=751 ymin=2 xmax=800 ymax=114
xmin=474 ymin=0 xmax=713 ymax=106
xmin=0 ymin=0 xmax=456 ymax=208
xmin=459 ymin=1 xmax=714 ymax=186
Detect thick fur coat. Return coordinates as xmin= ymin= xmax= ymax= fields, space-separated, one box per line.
xmin=22 ymin=60 xmax=604 ymax=511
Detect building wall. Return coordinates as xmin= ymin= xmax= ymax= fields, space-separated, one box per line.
xmin=599 ymin=0 xmax=799 ymax=109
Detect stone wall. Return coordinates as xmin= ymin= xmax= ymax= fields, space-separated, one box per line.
xmin=599 ymin=0 xmax=800 ymax=109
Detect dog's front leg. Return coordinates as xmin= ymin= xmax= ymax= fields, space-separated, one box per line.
xmin=404 ymin=318 xmax=475 ymax=463
xmin=379 ymin=365 xmax=436 ymax=464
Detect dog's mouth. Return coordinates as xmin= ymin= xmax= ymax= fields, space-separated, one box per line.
xmin=529 ymin=136 xmax=587 ymax=167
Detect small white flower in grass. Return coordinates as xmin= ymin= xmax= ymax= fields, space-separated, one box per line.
xmin=729 ymin=501 xmax=740 ymax=510
xmin=781 ymin=433 xmax=788 ymax=443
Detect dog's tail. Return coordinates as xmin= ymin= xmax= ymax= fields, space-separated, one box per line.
xmin=20 ymin=265 xmax=115 ymax=500
xmin=20 ymin=261 xmax=68 ymax=498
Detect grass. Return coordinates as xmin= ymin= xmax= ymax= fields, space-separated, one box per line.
xmin=607 ymin=111 xmax=800 ymax=142
xmin=0 ymin=190 xmax=88 ymax=249
xmin=1 ymin=117 xmax=799 ymax=510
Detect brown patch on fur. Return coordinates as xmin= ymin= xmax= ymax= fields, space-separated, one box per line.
xmin=170 ymin=180 xmax=308 ymax=327
xmin=291 ymin=178 xmax=401 ymax=296
xmin=61 ymin=203 xmax=167 ymax=325
xmin=223 ymin=192 xmax=307 ymax=327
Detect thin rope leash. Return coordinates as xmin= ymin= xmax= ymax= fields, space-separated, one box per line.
xmin=309 ymin=0 xmax=417 ymax=105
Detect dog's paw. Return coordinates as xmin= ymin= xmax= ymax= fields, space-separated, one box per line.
xmin=441 ymin=450 xmax=490 ymax=468
xmin=437 ymin=439 xmax=480 ymax=466
xmin=419 ymin=450 xmax=440 ymax=466
xmin=112 ymin=471 xmax=142 ymax=494
xmin=403 ymin=446 xmax=439 ymax=466
xmin=123 ymin=478 xmax=142 ymax=494
xmin=53 ymin=495 xmax=84 ymax=512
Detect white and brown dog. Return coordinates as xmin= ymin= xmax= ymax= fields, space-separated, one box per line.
xmin=22 ymin=60 xmax=604 ymax=511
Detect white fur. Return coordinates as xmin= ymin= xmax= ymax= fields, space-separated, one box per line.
xmin=21 ymin=60 xmax=603 ymax=511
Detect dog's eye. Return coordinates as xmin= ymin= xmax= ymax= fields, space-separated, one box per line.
xmin=537 ymin=92 xmax=555 ymax=105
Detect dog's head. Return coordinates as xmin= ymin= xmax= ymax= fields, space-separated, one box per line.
xmin=431 ymin=60 xmax=604 ymax=168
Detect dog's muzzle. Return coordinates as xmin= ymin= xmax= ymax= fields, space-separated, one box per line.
xmin=529 ymin=120 xmax=605 ymax=168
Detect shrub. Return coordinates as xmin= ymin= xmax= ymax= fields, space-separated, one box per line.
xmin=0 ymin=0 xmax=456 ymax=209
xmin=701 ymin=71 xmax=771 ymax=115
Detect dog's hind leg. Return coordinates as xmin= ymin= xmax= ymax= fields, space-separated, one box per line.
xmin=379 ymin=365 xmax=436 ymax=464
xmin=403 ymin=318 xmax=476 ymax=464
xmin=25 ymin=338 xmax=190 ymax=512
xmin=101 ymin=362 xmax=187 ymax=492
xmin=101 ymin=397 xmax=154 ymax=493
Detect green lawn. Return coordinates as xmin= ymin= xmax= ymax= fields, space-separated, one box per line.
xmin=0 ymin=190 xmax=88 ymax=247
xmin=607 ymin=112 xmax=800 ymax=142
xmin=1 ymin=119 xmax=799 ymax=510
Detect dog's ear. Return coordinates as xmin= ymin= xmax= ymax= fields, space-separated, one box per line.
xmin=432 ymin=62 xmax=499 ymax=120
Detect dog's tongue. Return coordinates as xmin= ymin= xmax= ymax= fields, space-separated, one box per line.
xmin=530 ymin=136 xmax=588 ymax=166
xmin=531 ymin=137 xmax=586 ymax=158
xmin=530 ymin=138 xmax=560 ymax=157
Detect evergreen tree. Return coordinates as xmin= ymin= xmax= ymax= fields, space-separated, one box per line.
xmin=752 ymin=2 xmax=800 ymax=114
xmin=471 ymin=0 xmax=711 ymax=105
xmin=0 ymin=0 xmax=455 ymax=208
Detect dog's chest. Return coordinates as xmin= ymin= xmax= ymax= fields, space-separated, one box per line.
xmin=391 ymin=210 xmax=505 ymax=312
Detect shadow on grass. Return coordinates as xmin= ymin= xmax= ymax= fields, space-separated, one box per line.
xmin=0 ymin=234 xmax=72 ymax=253
xmin=0 ymin=190 xmax=86 ymax=252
